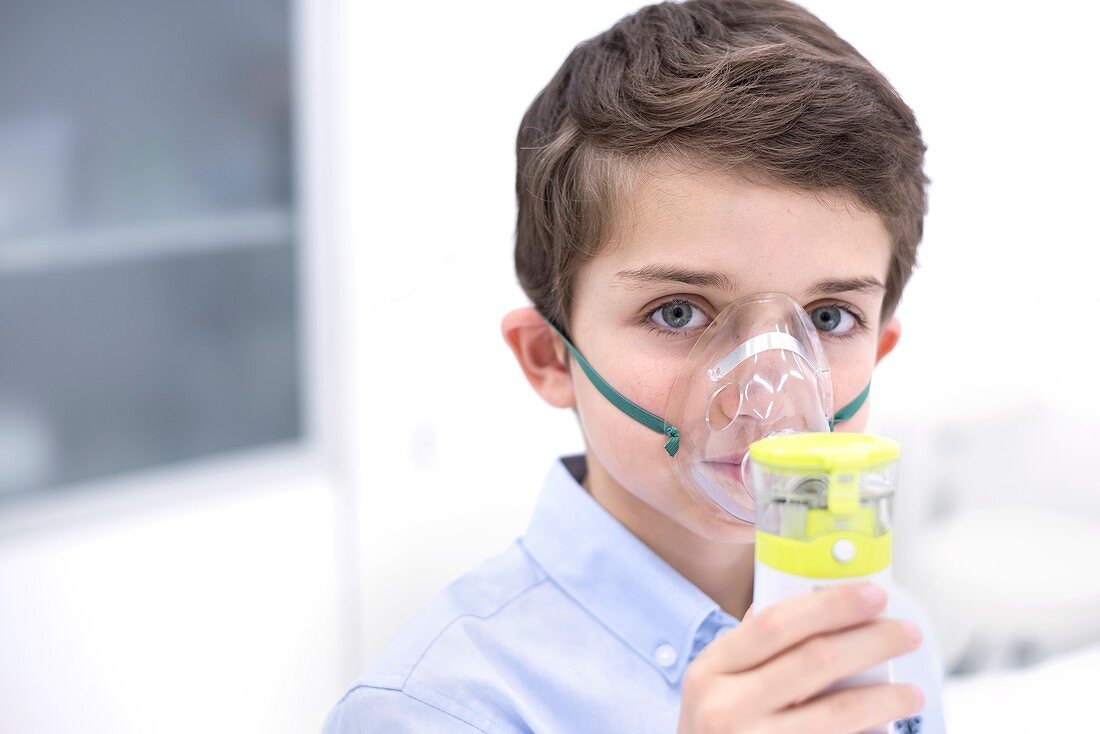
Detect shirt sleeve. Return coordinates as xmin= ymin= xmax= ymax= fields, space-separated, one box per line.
xmin=323 ymin=685 xmax=491 ymax=734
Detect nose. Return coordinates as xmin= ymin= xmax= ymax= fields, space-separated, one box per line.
xmin=742 ymin=373 xmax=795 ymax=422
xmin=707 ymin=353 xmax=803 ymax=433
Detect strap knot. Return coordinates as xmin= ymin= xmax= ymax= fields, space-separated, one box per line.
xmin=663 ymin=426 xmax=680 ymax=457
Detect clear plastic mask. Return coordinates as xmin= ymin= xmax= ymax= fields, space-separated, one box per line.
xmin=664 ymin=292 xmax=835 ymax=523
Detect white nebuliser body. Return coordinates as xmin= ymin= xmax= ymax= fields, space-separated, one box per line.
xmin=754 ymin=559 xmax=894 ymax=688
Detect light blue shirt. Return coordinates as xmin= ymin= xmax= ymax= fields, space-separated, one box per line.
xmin=325 ymin=455 xmax=945 ymax=733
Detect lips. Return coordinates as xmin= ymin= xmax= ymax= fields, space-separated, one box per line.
xmin=708 ymin=453 xmax=746 ymax=464
xmin=701 ymin=459 xmax=744 ymax=485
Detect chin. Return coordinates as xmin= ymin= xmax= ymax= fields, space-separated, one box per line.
xmin=679 ymin=500 xmax=758 ymax=544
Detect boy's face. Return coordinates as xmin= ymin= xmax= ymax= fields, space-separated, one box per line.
xmin=563 ymin=163 xmax=900 ymax=542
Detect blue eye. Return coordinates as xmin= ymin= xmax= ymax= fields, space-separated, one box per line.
xmin=810 ymin=305 xmax=860 ymax=336
xmin=650 ymin=300 xmax=710 ymax=331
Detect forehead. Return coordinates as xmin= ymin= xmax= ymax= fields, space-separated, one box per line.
xmin=587 ymin=163 xmax=892 ymax=293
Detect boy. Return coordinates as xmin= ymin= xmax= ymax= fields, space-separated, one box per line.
xmin=326 ymin=0 xmax=944 ymax=731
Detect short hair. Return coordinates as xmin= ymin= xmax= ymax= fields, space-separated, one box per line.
xmin=514 ymin=0 xmax=928 ymax=333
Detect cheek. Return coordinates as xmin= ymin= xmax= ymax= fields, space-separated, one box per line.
xmin=571 ymin=354 xmax=679 ymax=454
xmin=571 ymin=358 xmax=756 ymax=541
xmin=571 ymin=353 xmax=680 ymax=479
xmin=574 ymin=365 xmax=681 ymax=510
xmin=827 ymin=341 xmax=879 ymax=429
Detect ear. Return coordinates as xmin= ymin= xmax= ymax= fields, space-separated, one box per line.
xmin=875 ymin=316 xmax=901 ymax=365
xmin=501 ymin=307 xmax=576 ymax=409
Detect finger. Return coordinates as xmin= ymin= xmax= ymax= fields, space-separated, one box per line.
xmin=694 ymin=583 xmax=887 ymax=674
xmin=752 ymin=618 xmax=921 ymax=710
xmin=767 ymin=683 xmax=924 ymax=734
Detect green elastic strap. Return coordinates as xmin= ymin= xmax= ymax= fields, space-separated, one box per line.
xmin=829 ymin=381 xmax=871 ymax=431
xmin=546 ymin=320 xmax=681 ymax=457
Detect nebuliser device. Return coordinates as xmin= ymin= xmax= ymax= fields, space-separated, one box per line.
xmin=749 ymin=431 xmax=900 ymax=733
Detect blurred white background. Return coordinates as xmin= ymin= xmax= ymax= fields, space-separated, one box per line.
xmin=1 ymin=0 xmax=1098 ymax=732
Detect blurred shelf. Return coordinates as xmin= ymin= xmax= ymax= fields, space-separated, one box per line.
xmin=0 ymin=207 xmax=293 ymax=274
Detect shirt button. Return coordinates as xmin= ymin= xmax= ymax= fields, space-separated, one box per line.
xmin=654 ymin=644 xmax=677 ymax=668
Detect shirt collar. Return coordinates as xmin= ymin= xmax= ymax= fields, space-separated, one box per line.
xmin=520 ymin=454 xmax=739 ymax=685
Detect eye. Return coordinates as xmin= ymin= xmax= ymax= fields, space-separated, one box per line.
xmin=650 ymin=300 xmax=709 ymax=331
xmin=810 ymin=304 xmax=861 ymax=336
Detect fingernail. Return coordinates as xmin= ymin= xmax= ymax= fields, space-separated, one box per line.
xmin=908 ymin=684 xmax=925 ymax=709
xmin=858 ymin=583 xmax=886 ymax=607
xmin=903 ymin=621 xmax=923 ymax=647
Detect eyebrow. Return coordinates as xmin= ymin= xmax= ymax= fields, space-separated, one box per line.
xmin=613 ymin=265 xmax=885 ymax=297
xmin=613 ymin=265 xmax=736 ymax=290
xmin=805 ymin=277 xmax=886 ymax=297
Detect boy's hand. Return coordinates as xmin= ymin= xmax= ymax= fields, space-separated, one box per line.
xmin=676 ymin=583 xmax=923 ymax=734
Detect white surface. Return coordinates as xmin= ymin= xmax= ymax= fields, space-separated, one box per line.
xmin=945 ymin=644 xmax=1100 ymax=732
xmin=0 ymin=469 xmax=347 ymax=734
xmin=899 ymin=505 xmax=1100 ymax=672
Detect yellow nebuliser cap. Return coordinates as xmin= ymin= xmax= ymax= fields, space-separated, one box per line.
xmin=748 ymin=432 xmax=899 ymax=474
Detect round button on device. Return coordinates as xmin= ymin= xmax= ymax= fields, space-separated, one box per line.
xmin=831 ymin=538 xmax=856 ymax=563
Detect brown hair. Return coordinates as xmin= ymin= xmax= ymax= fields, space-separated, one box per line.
xmin=515 ymin=0 xmax=928 ymax=333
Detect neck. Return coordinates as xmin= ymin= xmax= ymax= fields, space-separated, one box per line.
xmin=582 ymin=455 xmax=755 ymax=620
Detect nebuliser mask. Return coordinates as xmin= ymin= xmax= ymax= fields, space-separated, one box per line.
xmin=552 ymin=291 xmax=870 ymax=524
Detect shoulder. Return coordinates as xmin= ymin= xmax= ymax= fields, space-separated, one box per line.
xmin=327 ymin=541 xmax=561 ymax=733
xmin=359 ymin=541 xmax=550 ymax=688
xmin=324 ymin=686 xmax=493 ymax=734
